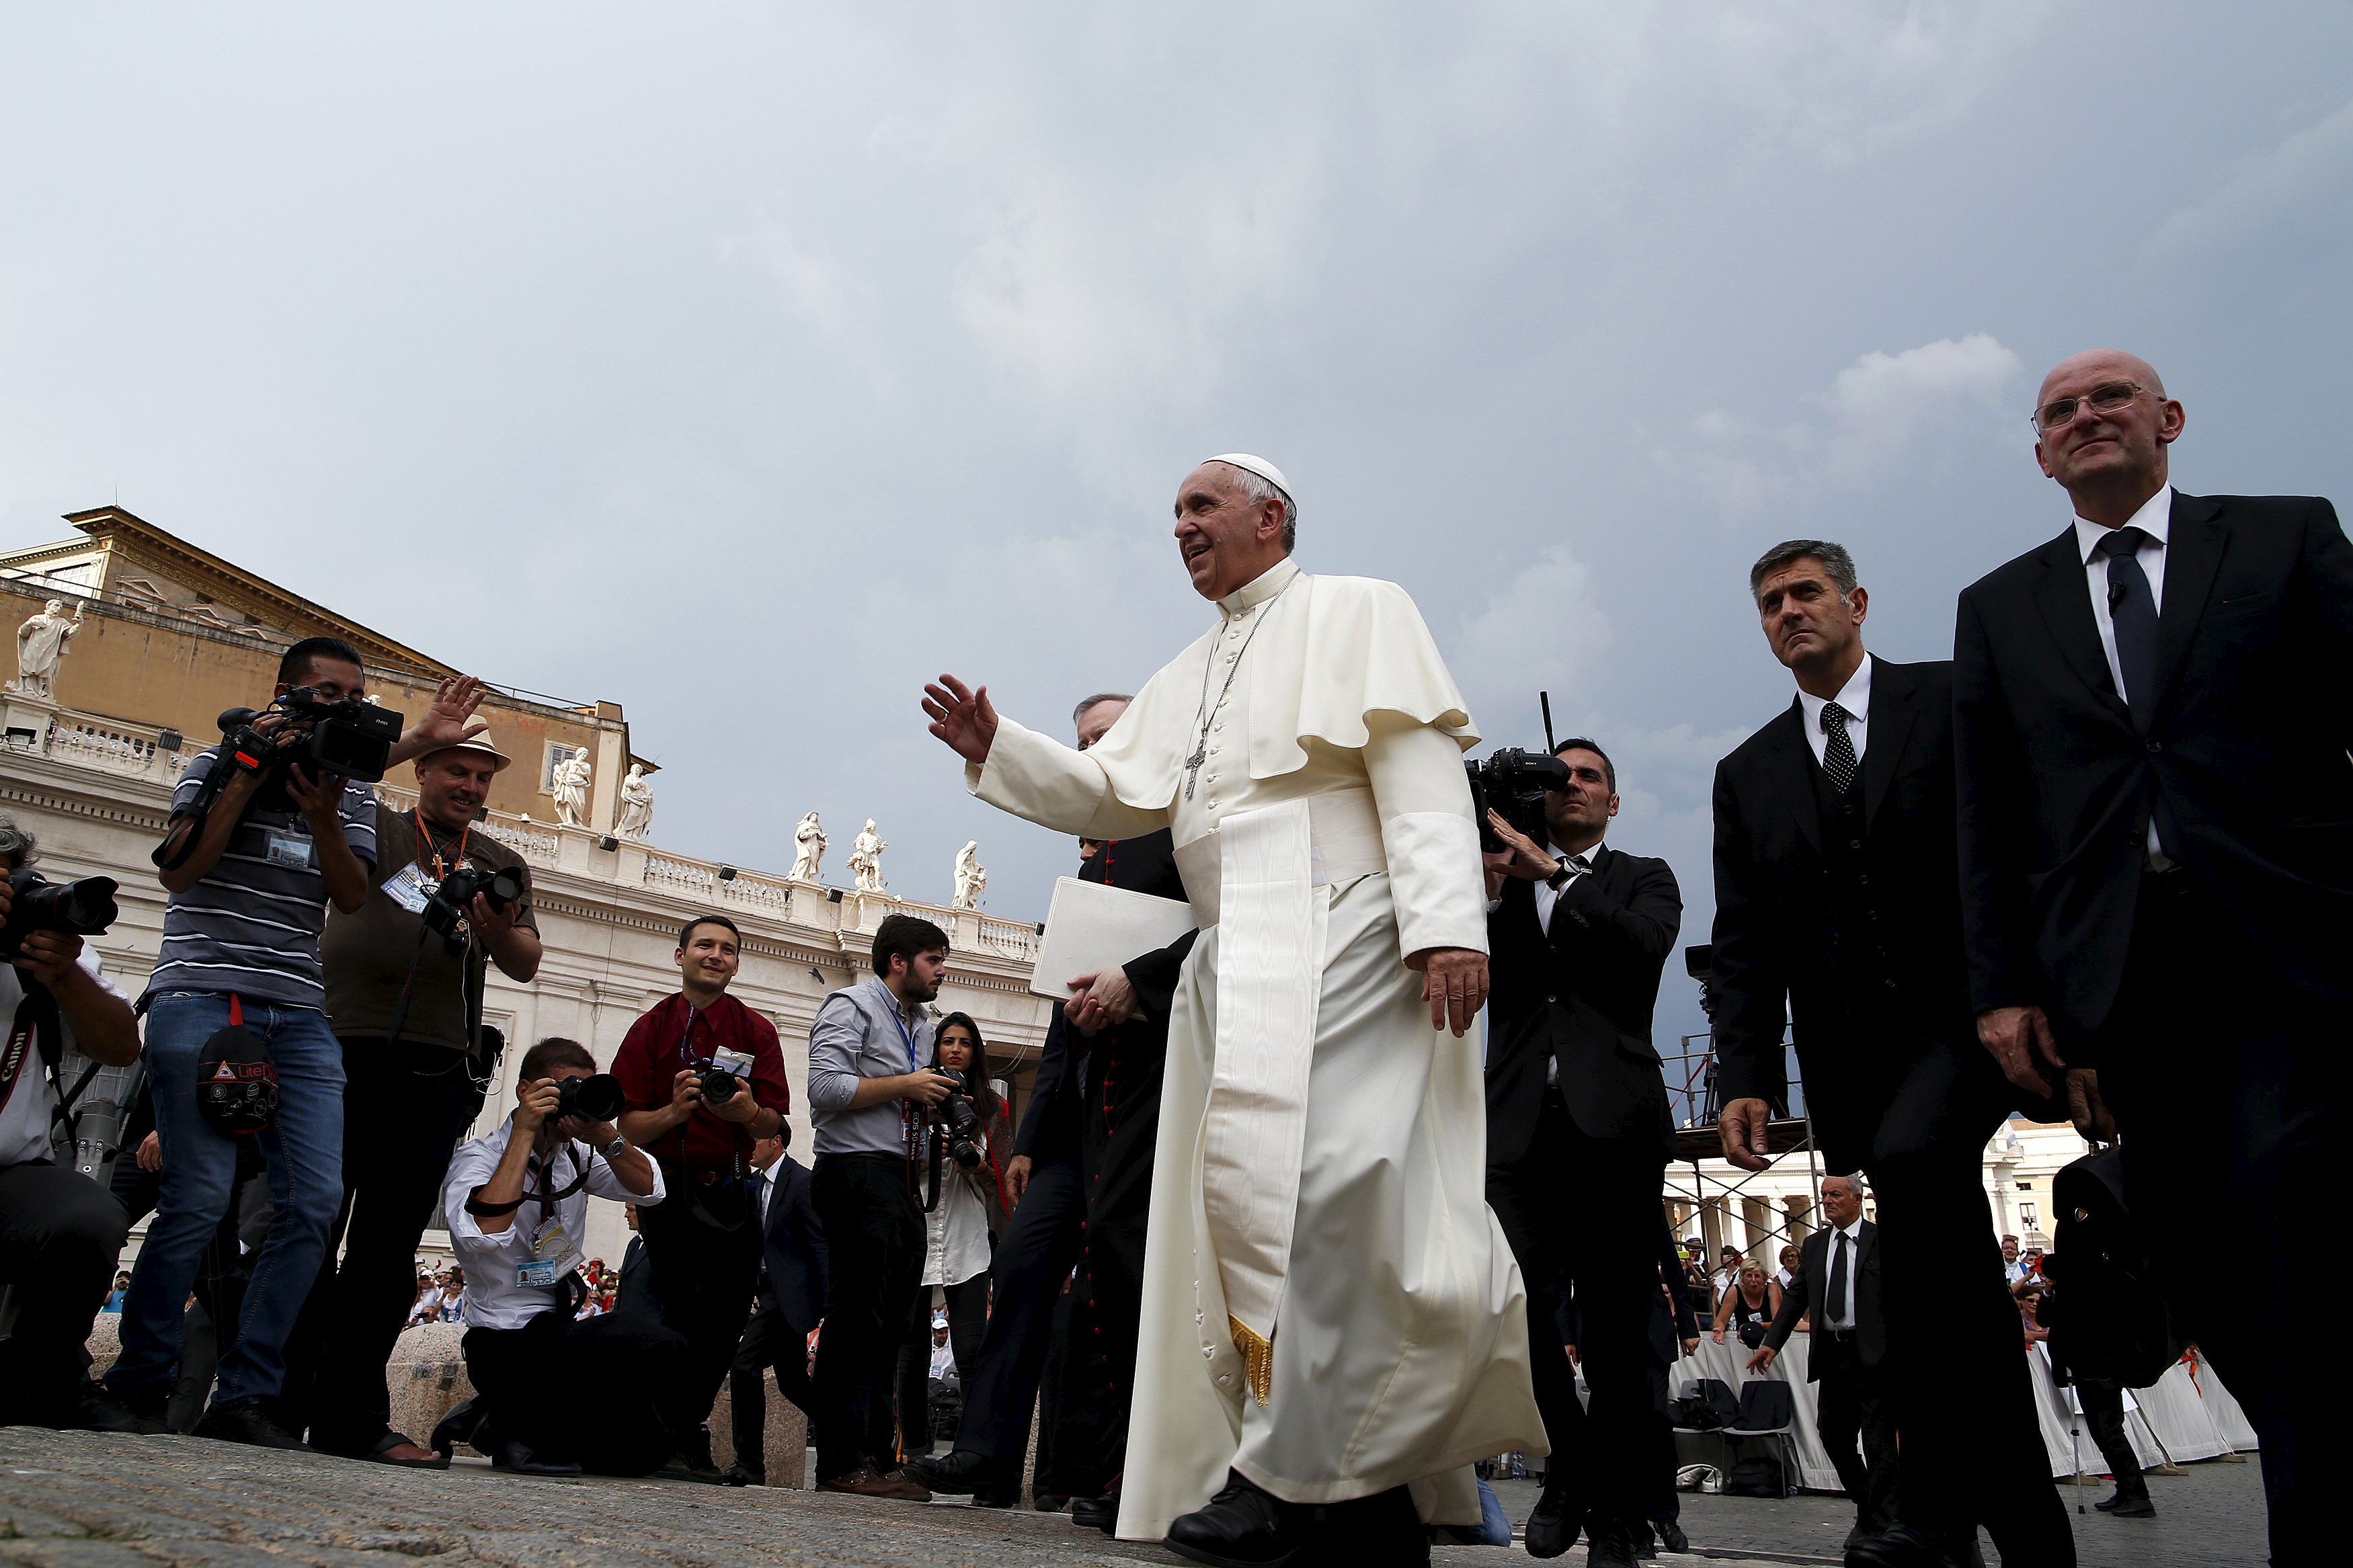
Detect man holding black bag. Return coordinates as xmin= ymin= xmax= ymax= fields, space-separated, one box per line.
xmin=613 ymin=914 xmax=792 ymax=1481
xmin=284 ymin=727 xmax=542 ymax=1466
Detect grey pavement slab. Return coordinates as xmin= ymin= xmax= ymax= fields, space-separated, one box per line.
xmin=1 ymin=1428 xmax=1833 ymax=1568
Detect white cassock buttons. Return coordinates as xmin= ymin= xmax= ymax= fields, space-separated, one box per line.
xmin=1203 ymin=1346 xmax=1216 ymax=1360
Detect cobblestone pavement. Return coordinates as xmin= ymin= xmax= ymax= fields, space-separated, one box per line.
xmin=1490 ymin=1460 xmax=2268 ymax=1567
xmin=0 ymin=1429 xmax=1831 ymax=1568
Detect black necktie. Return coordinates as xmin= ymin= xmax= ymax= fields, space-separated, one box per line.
xmin=1820 ymin=702 xmax=1859 ymax=796
xmin=1827 ymin=1231 xmax=1849 ymax=1328
xmin=2096 ymin=526 xmax=2161 ymax=720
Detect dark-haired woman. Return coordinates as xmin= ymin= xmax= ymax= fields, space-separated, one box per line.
xmin=896 ymin=1012 xmax=1010 ymax=1454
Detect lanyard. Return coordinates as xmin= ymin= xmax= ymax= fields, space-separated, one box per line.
xmin=413 ymin=808 xmax=471 ymax=881
xmin=882 ymin=989 xmax=922 ymax=1072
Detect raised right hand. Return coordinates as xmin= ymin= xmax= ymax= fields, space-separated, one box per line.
xmin=1718 ymin=1096 xmax=1772 ymax=1171
xmin=922 ymin=675 xmax=1000 ymax=766
xmin=514 ymin=1077 xmax=561 ymax=1132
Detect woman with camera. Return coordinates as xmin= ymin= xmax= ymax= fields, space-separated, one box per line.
xmin=898 ymin=1012 xmax=1010 ymax=1456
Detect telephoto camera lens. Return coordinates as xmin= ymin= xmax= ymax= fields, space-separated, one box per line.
xmin=553 ymin=1073 xmax=624 ymax=1124
xmin=936 ymin=1070 xmax=984 ymax=1170
xmin=1 ymin=869 xmax=120 ymax=958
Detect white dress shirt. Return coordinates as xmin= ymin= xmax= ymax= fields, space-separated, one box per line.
xmin=443 ymin=1114 xmax=666 ymax=1330
xmin=0 ymin=950 xmax=122 ymax=1166
xmin=1821 ymin=1220 xmax=1864 ymax=1331
xmin=1796 ymin=655 xmax=1873 ymax=771
xmin=2073 ymin=487 xmax=2173 ymax=866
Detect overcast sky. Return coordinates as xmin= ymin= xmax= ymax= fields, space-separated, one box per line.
xmin=6 ymin=4 xmax=2350 ymax=1043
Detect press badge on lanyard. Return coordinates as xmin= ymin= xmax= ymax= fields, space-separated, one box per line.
xmin=518 ymin=1213 xmax=582 ymax=1288
xmin=264 ymin=827 xmax=316 ymax=872
xmin=710 ymin=1047 xmax=754 ymax=1082
xmin=381 ymin=862 xmax=434 ymax=915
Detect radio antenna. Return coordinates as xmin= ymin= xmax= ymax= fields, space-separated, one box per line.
xmin=1540 ymin=691 xmax=1556 ymax=754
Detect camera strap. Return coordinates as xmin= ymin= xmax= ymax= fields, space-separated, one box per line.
xmin=0 ymin=983 xmax=61 ymax=1124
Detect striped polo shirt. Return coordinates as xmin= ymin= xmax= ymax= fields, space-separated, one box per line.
xmin=143 ymin=746 xmax=378 ymax=1012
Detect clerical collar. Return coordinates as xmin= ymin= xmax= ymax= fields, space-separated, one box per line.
xmin=1218 ymin=556 xmax=1300 ymax=618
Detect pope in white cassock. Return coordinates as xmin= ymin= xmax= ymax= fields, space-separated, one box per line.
xmin=924 ymin=456 xmax=1543 ymax=1565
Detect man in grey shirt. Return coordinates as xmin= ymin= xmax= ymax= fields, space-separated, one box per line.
xmin=805 ymin=913 xmax=957 ymax=1499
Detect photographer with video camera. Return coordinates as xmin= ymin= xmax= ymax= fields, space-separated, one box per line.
xmin=434 ymin=1036 xmax=677 ymax=1475
xmin=611 ymin=915 xmax=791 ymax=1481
xmin=282 ymin=728 xmax=542 ymax=1467
xmin=804 ymin=913 xmax=958 ymax=1501
xmin=0 ymin=815 xmax=143 ymax=1432
xmin=1476 ymin=734 xmax=1682 ymax=1566
xmin=106 ymin=636 xmax=495 ymax=1446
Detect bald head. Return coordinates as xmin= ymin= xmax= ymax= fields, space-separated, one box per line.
xmin=2032 ymin=349 xmax=2183 ymax=526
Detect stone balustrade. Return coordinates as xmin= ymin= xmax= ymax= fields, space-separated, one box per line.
xmin=0 ymin=696 xmax=196 ymax=784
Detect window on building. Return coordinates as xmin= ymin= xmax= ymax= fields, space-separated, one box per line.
xmin=543 ymin=743 xmax=584 ymax=793
xmin=2020 ymin=1202 xmax=2040 ymax=1231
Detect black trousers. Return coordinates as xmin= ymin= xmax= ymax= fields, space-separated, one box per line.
xmin=895 ymin=1273 xmax=987 ymax=1454
xmin=948 ymin=1154 xmax=1084 ymax=1468
xmin=1812 ymin=1333 xmax=1897 ymax=1533
xmin=1829 ymin=1034 xmax=2071 ymax=1558
xmin=281 ymin=1035 xmax=485 ymax=1454
xmin=0 ymin=1161 xmax=129 ymax=1424
xmin=2087 ymin=870 xmax=2336 ymax=1567
xmin=636 ymin=1166 xmax=767 ymax=1444
xmin=2073 ymin=1378 xmax=2144 ymax=1497
xmin=461 ymin=1308 xmax=686 ymax=1475
xmin=727 ymin=1301 xmax=819 ymax=1478
xmin=809 ymin=1151 xmax=925 ymax=1478
xmin=1486 ymin=1092 xmax=1666 ymax=1531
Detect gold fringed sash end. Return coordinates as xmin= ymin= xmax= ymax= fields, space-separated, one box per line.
xmin=1229 ymin=1315 xmax=1274 ymax=1405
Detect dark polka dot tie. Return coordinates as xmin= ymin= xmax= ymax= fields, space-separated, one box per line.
xmin=1821 ymin=701 xmax=1859 ymax=796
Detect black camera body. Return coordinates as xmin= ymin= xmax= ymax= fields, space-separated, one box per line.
xmin=421 ymin=864 xmax=526 ymax=952
xmin=694 ymin=1063 xmax=742 ymax=1104
xmin=1 ymin=867 xmax=119 ymax=959
xmin=932 ymin=1067 xmax=984 ymax=1171
xmin=1466 ymin=747 xmax=1570 ymax=852
xmin=554 ymin=1072 xmax=625 ymax=1126
xmin=219 ymin=685 xmax=405 ymax=788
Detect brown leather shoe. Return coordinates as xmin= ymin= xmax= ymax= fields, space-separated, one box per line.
xmin=818 ymin=1464 xmax=932 ymax=1501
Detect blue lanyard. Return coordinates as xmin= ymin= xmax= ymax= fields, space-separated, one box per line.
xmin=881 ymin=987 xmax=922 ymax=1072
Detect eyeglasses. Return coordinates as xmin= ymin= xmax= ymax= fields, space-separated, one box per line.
xmin=2030 ymin=380 xmax=2147 ymax=434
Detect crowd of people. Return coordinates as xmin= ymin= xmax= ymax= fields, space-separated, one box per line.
xmin=0 ymin=346 xmax=2336 ymax=1568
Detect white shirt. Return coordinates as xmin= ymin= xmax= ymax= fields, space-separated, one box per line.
xmin=0 ymin=950 xmax=121 ymax=1167
xmin=442 ymin=1114 xmax=666 ymax=1330
xmin=2073 ymin=487 xmax=2173 ymax=866
xmin=1796 ymin=655 xmax=1873 ymax=771
xmin=1821 ymin=1221 xmax=1864 ymax=1331
xmin=929 ymin=1337 xmax=957 ymax=1383
xmin=922 ymin=1154 xmax=995 ymax=1287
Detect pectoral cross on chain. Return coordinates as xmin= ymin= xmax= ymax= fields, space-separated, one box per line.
xmin=1183 ymin=739 xmax=1209 ymax=800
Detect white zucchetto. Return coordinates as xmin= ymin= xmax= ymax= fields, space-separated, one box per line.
xmin=1204 ymin=453 xmax=1294 ymax=505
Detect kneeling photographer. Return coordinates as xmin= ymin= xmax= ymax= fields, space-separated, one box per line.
xmin=283 ymin=729 xmax=542 ymax=1466
xmin=0 ymin=816 xmax=143 ymax=1431
xmin=436 ymin=1037 xmax=678 ymax=1475
xmin=107 ymin=638 xmax=490 ymax=1446
xmin=612 ymin=915 xmax=791 ymax=1481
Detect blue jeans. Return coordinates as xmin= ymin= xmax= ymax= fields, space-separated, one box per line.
xmin=107 ymin=992 xmax=345 ymax=1407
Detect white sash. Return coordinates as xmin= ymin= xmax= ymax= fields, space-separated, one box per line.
xmin=1200 ymin=798 xmax=1328 ymax=1403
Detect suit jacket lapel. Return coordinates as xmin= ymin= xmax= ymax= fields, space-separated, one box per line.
xmin=2151 ymin=491 xmax=2227 ymax=717
xmin=2030 ymin=527 xmax=2132 ymax=723
xmin=1763 ymin=700 xmax=1820 ymax=854
xmin=1861 ymin=655 xmax=1916 ymax=828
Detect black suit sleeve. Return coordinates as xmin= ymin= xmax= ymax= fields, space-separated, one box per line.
xmin=1013 ymin=1005 xmax=1071 ymax=1161
xmin=2301 ymin=500 xmax=2353 ymax=751
xmin=1761 ymin=1257 xmax=1807 ymax=1353
xmin=1952 ymin=585 xmax=2041 ymax=1015
xmin=1552 ymin=854 xmax=1681 ymax=968
xmin=1708 ymin=757 xmax=1790 ymax=1109
xmin=1121 ymin=927 xmax=1201 ymax=1024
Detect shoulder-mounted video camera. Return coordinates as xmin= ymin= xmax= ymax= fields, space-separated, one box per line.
xmin=218 ymin=686 xmax=405 ymax=788
xmin=1466 ymin=692 xmax=1569 ymax=852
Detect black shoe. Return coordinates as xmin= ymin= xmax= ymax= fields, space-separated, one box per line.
xmin=1846 ymin=1522 xmax=1970 ymax=1568
xmin=971 ymin=1480 xmax=1020 ymax=1508
xmin=480 ymin=1422 xmax=583 ymax=1477
xmin=908 ymin=1448 xmax=1010 ymax=1495
xmin=1033 ymin=1491 xmax=1070 ymax=1513
xmin=1324 ymin=1487 xmax=1428 ymax=1568
xmin=1523 ymin=1477 xmax=1581 ymax=1559
xmin=1656 ymin=1516 xmax=1689 ymax=1553
xmin=723 ymin=1463 xmax=766 ymax=1487
xmin=1632 ymin=1519 xmax=1659 ymax=1559
xmin=192 ymin=1399 xmax=309 ymax=1450
xmin=1070 ymin=1481 xmax=1122 ymax=1536
xmin=60 ymin=1380 xmax=167 ymax=1435
xmin=1166 ymin=1470 xmax=1310 ymax=1568
xmin=430 ymin=1399 xmax=485 ymax=1460
xmin=1585 ymin=1518 xmax=1641 ymax=1568
xmin=2106 ymin=1491 xmax=2155 ymax=1519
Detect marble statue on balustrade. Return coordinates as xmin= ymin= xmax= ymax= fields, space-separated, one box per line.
xmin=552 ymin=748 xmax=594 ymax=828
xmin=951 ymin=841 xmax=987 ymax=909
xmin=847 ymin=819 xmax=887 ymax=893
xmin=11 ymin=600 xmax=84 ymax=700
xmin=790 ymin=812 xmax=828 ymax=882
xmin=615 ymin=762 xmax=655 ymax=841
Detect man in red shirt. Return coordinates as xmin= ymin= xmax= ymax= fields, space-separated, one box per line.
xmin=612 ymin=915 xmax=791 ymax=1481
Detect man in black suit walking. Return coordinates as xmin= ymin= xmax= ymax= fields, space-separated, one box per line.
xmin=1954 ymin=349 xmax=2352 ymax=1567
xmin=722 ymin=1133 xmax=826 ymax=1486
xmin=1750 ymin=1176 xmax=1892 ymax=1546
xmin=1712 ymin=540 xmax=2067 ymax=1567
xmin=1481 ymin=738 xmax=1681 ymax=1568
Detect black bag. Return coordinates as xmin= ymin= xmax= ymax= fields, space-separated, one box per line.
xmin=1724 ymin=1456 xmax=1787 ymax=1497
xmin=2042 ymin=1147 xmax=2182 ymax=1388
xmin=1737 ymin=1318 xmax=1766 ymax=1350
xmin=1669 ymin=1377 xmax=1739 ymax=1430
xmin=1731 ymin=1379 xmax=1794 ymax=1432
xmin=196 ymin=996 xmax=276 ymax=1136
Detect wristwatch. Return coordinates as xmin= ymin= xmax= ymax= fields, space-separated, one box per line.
xmin=602 ymin=1135 xmax=629 ymax=1161
xmin=1546 ymin=857 xmax=1575 ymax=891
